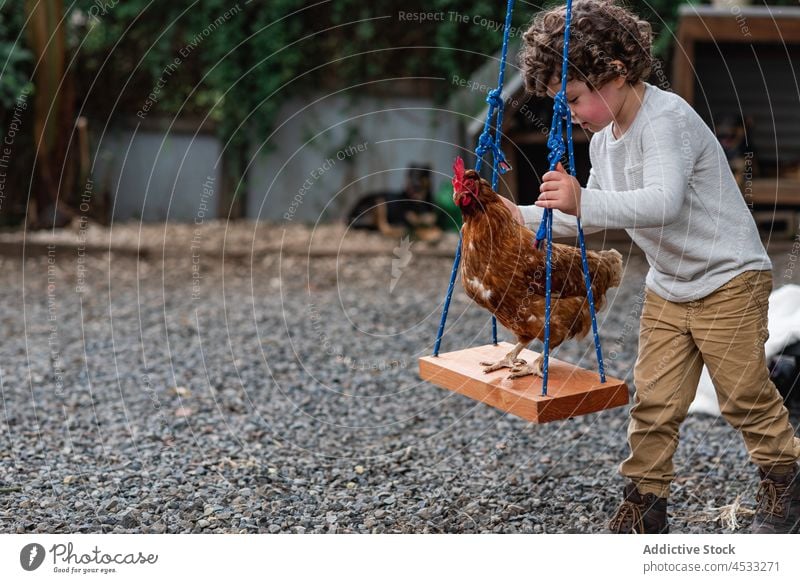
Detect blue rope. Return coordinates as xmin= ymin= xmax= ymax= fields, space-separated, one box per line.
xmin=433 ymin=0 xmax=608 ymax=395
xmin=434 ymin=0 xmax=515 ymax=355
xmin=433 ymin=237 xmax=462 ymax=357
xmin=578 ymin=218 xmax=607 ymax=383
xmin=535 ymin=0 xmax=607 ymax=395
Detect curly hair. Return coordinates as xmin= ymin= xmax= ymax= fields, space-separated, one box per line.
xmin=519 ymin=0 xmax=653 ymax=97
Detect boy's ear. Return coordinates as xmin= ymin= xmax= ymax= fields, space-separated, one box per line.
xmin=608 ymin=60 xmax=628 ymax=86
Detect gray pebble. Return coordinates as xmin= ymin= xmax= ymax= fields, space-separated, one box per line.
xmin=0 ymin=236 xmax=792 ymax=535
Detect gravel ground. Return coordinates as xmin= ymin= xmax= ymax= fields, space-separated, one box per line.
xmin=0 ymin=222 xmax=798 ymax=534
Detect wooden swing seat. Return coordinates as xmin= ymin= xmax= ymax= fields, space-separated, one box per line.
xmin=419 ymin=341 xmax=629 ymax=423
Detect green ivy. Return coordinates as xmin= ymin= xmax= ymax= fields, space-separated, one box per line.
xmin=0 ymin=6 xmax=33 ymax=109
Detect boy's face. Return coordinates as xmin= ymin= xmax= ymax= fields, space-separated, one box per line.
xmin=546 ymin=78 xmax=627 ymax=133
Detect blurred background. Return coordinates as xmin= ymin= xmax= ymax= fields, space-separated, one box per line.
xmin=1 ymin=0 xmax=798 ymax=236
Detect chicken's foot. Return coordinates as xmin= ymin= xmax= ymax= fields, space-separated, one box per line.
xmin=481 ymin=342 xmax=545 ymax=380
xmin=506 ymin=355 xmax=544 ymax=379
xmin=480 ymin=342 xmax=527 ymax=373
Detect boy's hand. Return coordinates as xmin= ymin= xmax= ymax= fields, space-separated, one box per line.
xmin=537 ymin=162 xmax=582 ymax=217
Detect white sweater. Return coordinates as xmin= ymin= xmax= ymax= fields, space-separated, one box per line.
xmin=519 ymin=82 xmax=772 ymax=302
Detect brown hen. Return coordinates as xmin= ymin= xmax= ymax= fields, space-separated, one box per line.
xmin=452 ymin=157 xmax=622 ymax=379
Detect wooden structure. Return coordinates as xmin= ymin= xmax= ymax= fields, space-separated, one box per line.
xmin=419 ymin=342 xmax=628 ymax=423
xmin=673 ymin=4 xmax=800 ymax=233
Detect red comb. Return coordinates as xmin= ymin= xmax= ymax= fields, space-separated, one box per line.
xmin=452 ymin=156 xmax=465 ymax=191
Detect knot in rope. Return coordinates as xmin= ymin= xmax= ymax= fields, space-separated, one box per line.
xmin=475 ymin=129 xmax=511 ymax=175
xmin=546 ymin=91 xmax=568 ymax=169
xmin=475 ymin=131 xmax=493 ymax=157
xmin=485 ymin=88 xmax=504 ymax=109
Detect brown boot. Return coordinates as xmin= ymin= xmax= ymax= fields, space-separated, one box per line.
xmin=607 ymin=482 xmax=669 ymax=533
xmin=751 ymin=462 xmax=800 ymax=534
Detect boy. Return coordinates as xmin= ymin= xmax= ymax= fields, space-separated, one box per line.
xmin=506 ymin=0 xmax=800 ymax=533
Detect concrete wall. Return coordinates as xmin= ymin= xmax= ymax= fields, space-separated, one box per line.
xmin=246 ymin=95 xmax=462 ymax=223
xmin=92 ymin=94 xmax=460 ymax=224
xmin=92 ymin=125 xmax=221 ymax=223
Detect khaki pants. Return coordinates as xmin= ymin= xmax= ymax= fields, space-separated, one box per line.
xmin=621 ymin=270 xmax=800 ymax=499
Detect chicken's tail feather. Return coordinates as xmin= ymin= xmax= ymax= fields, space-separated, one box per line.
xmin=599 ymin=249 xmax=623 ymax=289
